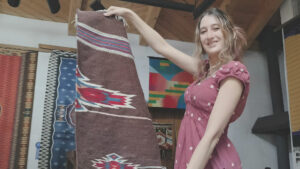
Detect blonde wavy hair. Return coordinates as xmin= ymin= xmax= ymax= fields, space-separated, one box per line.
xmin=193 ymin=8 xmax=247 ymax=74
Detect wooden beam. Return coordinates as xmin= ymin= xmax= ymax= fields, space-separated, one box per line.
xmin=0 ymin=43 xmax=77 ymax=54
xmin=68 ymin=0 xmax=83 ymax=36
xmin=218 ymin=0 xmax=283 ymax=47
xmin=139 ymin=6 xmax=162 ymax=46
xmin=218 ymin=0 xmax=233 ymax=12
xmin=120 ymin=0 xmax=193 ymax=12
xmin=0 ymin=0 xmax=71 ymax=22
xmin=0 ymin=43 xmax=40 ymax=52
xmin=210 ymin=0 xmax=223 ymax=8
xmin=39 ymin=44 xmax=77 ymax=53
xmin=0 ymin=43 xmax=77 ymax=53
xmin=102 ymin=0 xmax=162 ymax=35
xmin=154 ymin=8 xmax=197 ymax=42
xmin=245 ymin=0 xmax=283 ymax=47
xmin=194 ymin=0 xmax=216 ymax=19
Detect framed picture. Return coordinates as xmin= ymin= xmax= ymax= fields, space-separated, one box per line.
xmin=148 ymin=57 xmax=194 ymax=109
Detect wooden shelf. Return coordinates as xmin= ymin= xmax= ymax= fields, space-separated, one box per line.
xmin=252 ymin=112 xmax=290 ymax=135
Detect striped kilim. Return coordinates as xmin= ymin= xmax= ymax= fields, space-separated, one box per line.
xmin=75 ymin=10 xmax=164 ymax=169
xmin=0 ymin=50 xmax=38 ymax=169
xmin=0 ymin=54 xmax=21 ymax=169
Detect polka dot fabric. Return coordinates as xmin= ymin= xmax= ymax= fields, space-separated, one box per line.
xmin=174 ymin=61 xmax=250 ymax=169
xmin=215 ymin=61 xmax=250 ymax=122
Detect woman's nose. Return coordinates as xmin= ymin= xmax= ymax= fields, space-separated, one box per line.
xmin=206 ymin=30 xmax=214 ymax=39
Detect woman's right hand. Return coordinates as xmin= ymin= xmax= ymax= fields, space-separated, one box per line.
xmin=104 ymin=6 xmax=133 ymax=19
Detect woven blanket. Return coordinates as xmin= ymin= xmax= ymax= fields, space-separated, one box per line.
xmin=75 ymin=10 xmax=163 ymax=169
xmin=0 ymin=49 xmax=38 ymax=169
xmin=38 ymin=50 xmax=77 ymax=169
xmin=0 ymin=54 xmax=21 ymax=169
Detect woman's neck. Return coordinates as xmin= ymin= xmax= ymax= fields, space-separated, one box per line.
xmin=207 ymin=54 xmax=221 ymax=76
xmin=208 ymin=55 xmax=220 ymax=67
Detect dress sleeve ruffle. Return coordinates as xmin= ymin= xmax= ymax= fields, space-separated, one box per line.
xmin=216 ymin=61 xmax=250 ymax=90
xmin=215 ymin=61 xmax=250 ymax=122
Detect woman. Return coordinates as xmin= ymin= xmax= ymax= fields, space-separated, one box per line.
xmin=105 ymin=7 xmax=249 ymax=169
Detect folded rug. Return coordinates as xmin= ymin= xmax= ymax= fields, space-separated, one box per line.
xmin=0 ymin=50 xmax=38 ymax=169
xmin=38 ymin=50 xmax=77 ymax=169
xmin=0 ymin=54 xmax=21 ymax=169
xmin=75 ymin=10 xmax=163 ymax=169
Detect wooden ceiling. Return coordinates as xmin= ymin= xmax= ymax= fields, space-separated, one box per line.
xmin=0 ymin=0 xmax=283 ymax=47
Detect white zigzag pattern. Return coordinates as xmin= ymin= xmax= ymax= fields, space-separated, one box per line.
xmin=77 ymin=22 xmax=129 ymax=42
xmin=91 ymin=153 xmax=166 ymax=169
xmin=76 ymin=67 xmax=136 ymax=110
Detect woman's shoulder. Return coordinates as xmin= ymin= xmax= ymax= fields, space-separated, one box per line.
xmin=216 ymin=60 xmax=250 ymax=84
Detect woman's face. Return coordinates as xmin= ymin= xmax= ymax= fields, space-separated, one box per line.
xmin=199 ymin=15 xmax=225 ymax=57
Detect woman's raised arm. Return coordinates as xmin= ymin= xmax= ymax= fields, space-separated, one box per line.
xmin=104 ymin=6 xmax=201 ymax=76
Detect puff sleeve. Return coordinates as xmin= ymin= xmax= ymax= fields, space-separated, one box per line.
xmin=215 ymin=61 xmax=250 ymax=121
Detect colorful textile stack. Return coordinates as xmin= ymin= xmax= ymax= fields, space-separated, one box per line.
xmin=75 ymin=10 xmax=163 ymax=169
xmin=38 ymin=50 xmax=77 ymax=169
xmin=0 ymin=48 xmax=38 ymax=169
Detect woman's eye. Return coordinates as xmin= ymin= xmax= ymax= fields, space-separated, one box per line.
xmin=213 ymin=27 xmax=220 ymax=31
xmin=200 ymin=30 xmax=206 ymax=34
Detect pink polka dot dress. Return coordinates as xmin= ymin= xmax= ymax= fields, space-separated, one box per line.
xmin=174 ymin=61 xmax=250 ymax=169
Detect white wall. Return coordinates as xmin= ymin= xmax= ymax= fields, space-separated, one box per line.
xmin=230 ymin=51 xmax=278 ymax=169
xmin=0 ymin=14 xmax=278 ymax=169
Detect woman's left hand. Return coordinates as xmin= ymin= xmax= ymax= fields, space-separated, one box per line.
xmin=104 ymin=6 xmax=133 ymax=19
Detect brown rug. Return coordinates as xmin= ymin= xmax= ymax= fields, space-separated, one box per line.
xmin=75 ymin=10 xmax=164 ymax=169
